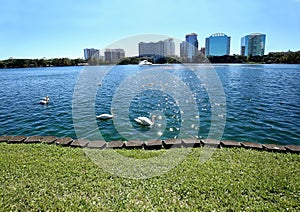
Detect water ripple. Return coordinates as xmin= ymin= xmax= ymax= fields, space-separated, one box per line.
xmin=0 ymin=65 xmax=299 ymax=145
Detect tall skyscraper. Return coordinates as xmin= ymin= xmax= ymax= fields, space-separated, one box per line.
xmin=138 ymin=38 xmax=175 ymax=57
xmin=241 ymin=36 xmax=249 ymax=56
xmin=180 ymin=41 xmax=187 ymax=58
xmin=241 ymin=33 xmax=266 ymax=56
xmin=205 ymin=33 xmax=231 ymax=56
xmin=185 ymin=33 xmax=199 ymax=62
xmin=104 ymin=49 xmax=125 ymax=63
xmin=84 ymin=48 xmax=100 ymax=60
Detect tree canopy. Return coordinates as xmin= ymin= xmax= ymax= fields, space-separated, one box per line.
xmin=0 ymin=58 xmax=86 ymax=69
xmin=206 ymin=51 xmax=300 ymax=64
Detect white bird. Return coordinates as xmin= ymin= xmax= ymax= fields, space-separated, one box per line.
xmin=40 ymin=96 xmax=50 ymax=105
xmin=134 ymin=115 xmax=156 ymax=126
xmin=97 ymin=108 xmax=114 ymax=120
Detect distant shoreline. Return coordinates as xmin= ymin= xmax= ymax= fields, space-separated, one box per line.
xmin=1 ymin=62 xmax=300 ymax=70
xmin=1 ymin=50 xmax=299 ymax=69
xmin=0 ymin=62 xmax=299 ymax=69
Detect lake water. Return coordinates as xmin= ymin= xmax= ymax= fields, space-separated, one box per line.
xmin=0 ymin=64 xmax=299 ymax=145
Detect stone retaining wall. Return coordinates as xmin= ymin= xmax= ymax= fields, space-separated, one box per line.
xmin=0 ymin=135 xmax=299 ymax=154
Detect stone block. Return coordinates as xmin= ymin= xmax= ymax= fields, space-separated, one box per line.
xmin=0 ymin=135 xmax=11 ymax=142
xmin=262 ymin=144 xmax=286 ymax=152
xmin=220 ymin=140 xmax=241 ymax=148
xmin=40 ymin=136 xmax=57 ymax=144
xmin=24 ymin=136 xmax=43 ymax=143
xmin=7 ymin=136 xmax=27 ymax=144
xmin=284 ymin=145 xmax=300 ymax=153
xmin=125 ymin=140 xmax=143 ymax=149
xmin=200 ymin=139 xmax=221 ymax=148
xmin=163 ymin=139 xmax=182 ymax=149
xmin=55 ymin=137 xmax=73 ymax=146
xmin=181 ymin=138 xmax=201 ymax=148
xmin=106 ymin=141 xmax=124 ymax=149
xmin=71 ymin=139 xmax=89 ymax=148
xmin=86 ymin=140 xmax=106 ymax=149
xmin=144 ymin=140 xmax=163 ymax=150
xmin=241 ymin=142 xmax=263 ymax=150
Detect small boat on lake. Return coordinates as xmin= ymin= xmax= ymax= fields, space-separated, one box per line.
xmin=138 ymin=60 xmax=152 ymax=66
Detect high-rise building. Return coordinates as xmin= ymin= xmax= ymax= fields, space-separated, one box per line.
xmin=241 ymin=33 xmax=266 ymax=56
xmin=241 ymin=36 xmax=249 ymax=56
xmin=180 ymin=41 xmax=187 ymax=58
xmin=138 ymin=38 xmax=175 ymax=57
xmin=185 ymin=33 xmax=198 ymax=61
xmin=104 ymin=49 xmax=125 ymax=63
xmin=205 ymin=33 xmax=231 ymax=56
xmin=163 ymin=38 xmax=175 ymax=57
xmin=200 ymin=47 xmax=206 ymax=55
xmin=84 ymin=48 xmax=100 ymax=60
xmin=139 ymin=41 xmax=164 ymax=57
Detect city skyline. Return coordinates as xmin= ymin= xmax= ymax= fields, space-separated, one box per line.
xmin=1 ymin=0 xmax=300 ymax=59
xmin=86 ymin=32 xmax=261 ymax=60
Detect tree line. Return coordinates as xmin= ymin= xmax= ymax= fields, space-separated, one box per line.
xmin=118 ymin=50 xmax=300 ymax=65
xmin=0 ymin=58 xmax=87 ymax=69
xmin=0 ymin=50 xmax=299 ymax=68
xmin=206 ymin=51 xmax=300 ymax=64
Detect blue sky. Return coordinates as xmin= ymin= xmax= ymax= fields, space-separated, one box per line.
xmin=0 ymin=0 xmax=300 ymax=59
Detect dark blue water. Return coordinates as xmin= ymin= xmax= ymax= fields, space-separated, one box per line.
xmin=0 ymin=64 xmax=299 ymax=145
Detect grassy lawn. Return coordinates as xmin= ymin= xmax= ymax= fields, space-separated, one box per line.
xmin=0 ymin=143 xmax=299 ymax=211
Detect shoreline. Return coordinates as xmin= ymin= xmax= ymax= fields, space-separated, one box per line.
xmin=1 ymin=50 xmax=299 ymax=68
xmin=1 ymin=62 xmax=300 ymax=69
xmin=1 ymin=63 xmax=300 ymax=70
xmin=0 ymin=135 xmax=299 ymax=154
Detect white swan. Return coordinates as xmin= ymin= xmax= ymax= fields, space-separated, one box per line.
xmin=97 ymin=108 xmax=114 ymax=120
xmin=134 ymin=115 xmax=156 ymax=126
xmin=40 ymin=96 xmax=50 ymax=105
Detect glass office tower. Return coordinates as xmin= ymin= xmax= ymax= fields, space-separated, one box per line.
xmin=205 ymin=33 xmax=231 ymax=56
xmin=185 ymin=33 xmax=199 ymax=62
xmin=241 ymin=33 xmax=266 ymax=56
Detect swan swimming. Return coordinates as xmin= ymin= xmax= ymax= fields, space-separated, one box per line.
xmin=97 ymin=108 xmax=114 ymax=120
xmin=40 ymin=96 xmax=50 ymax=105
xmin=134 ymin=115 xmax=156 ymax=126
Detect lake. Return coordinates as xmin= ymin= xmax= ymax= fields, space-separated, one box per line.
xmin=0 ymin=64 xmax=299 ymax=145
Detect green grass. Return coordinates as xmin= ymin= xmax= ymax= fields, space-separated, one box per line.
xmin=0 ymin=143 xmax=299 ymax=211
